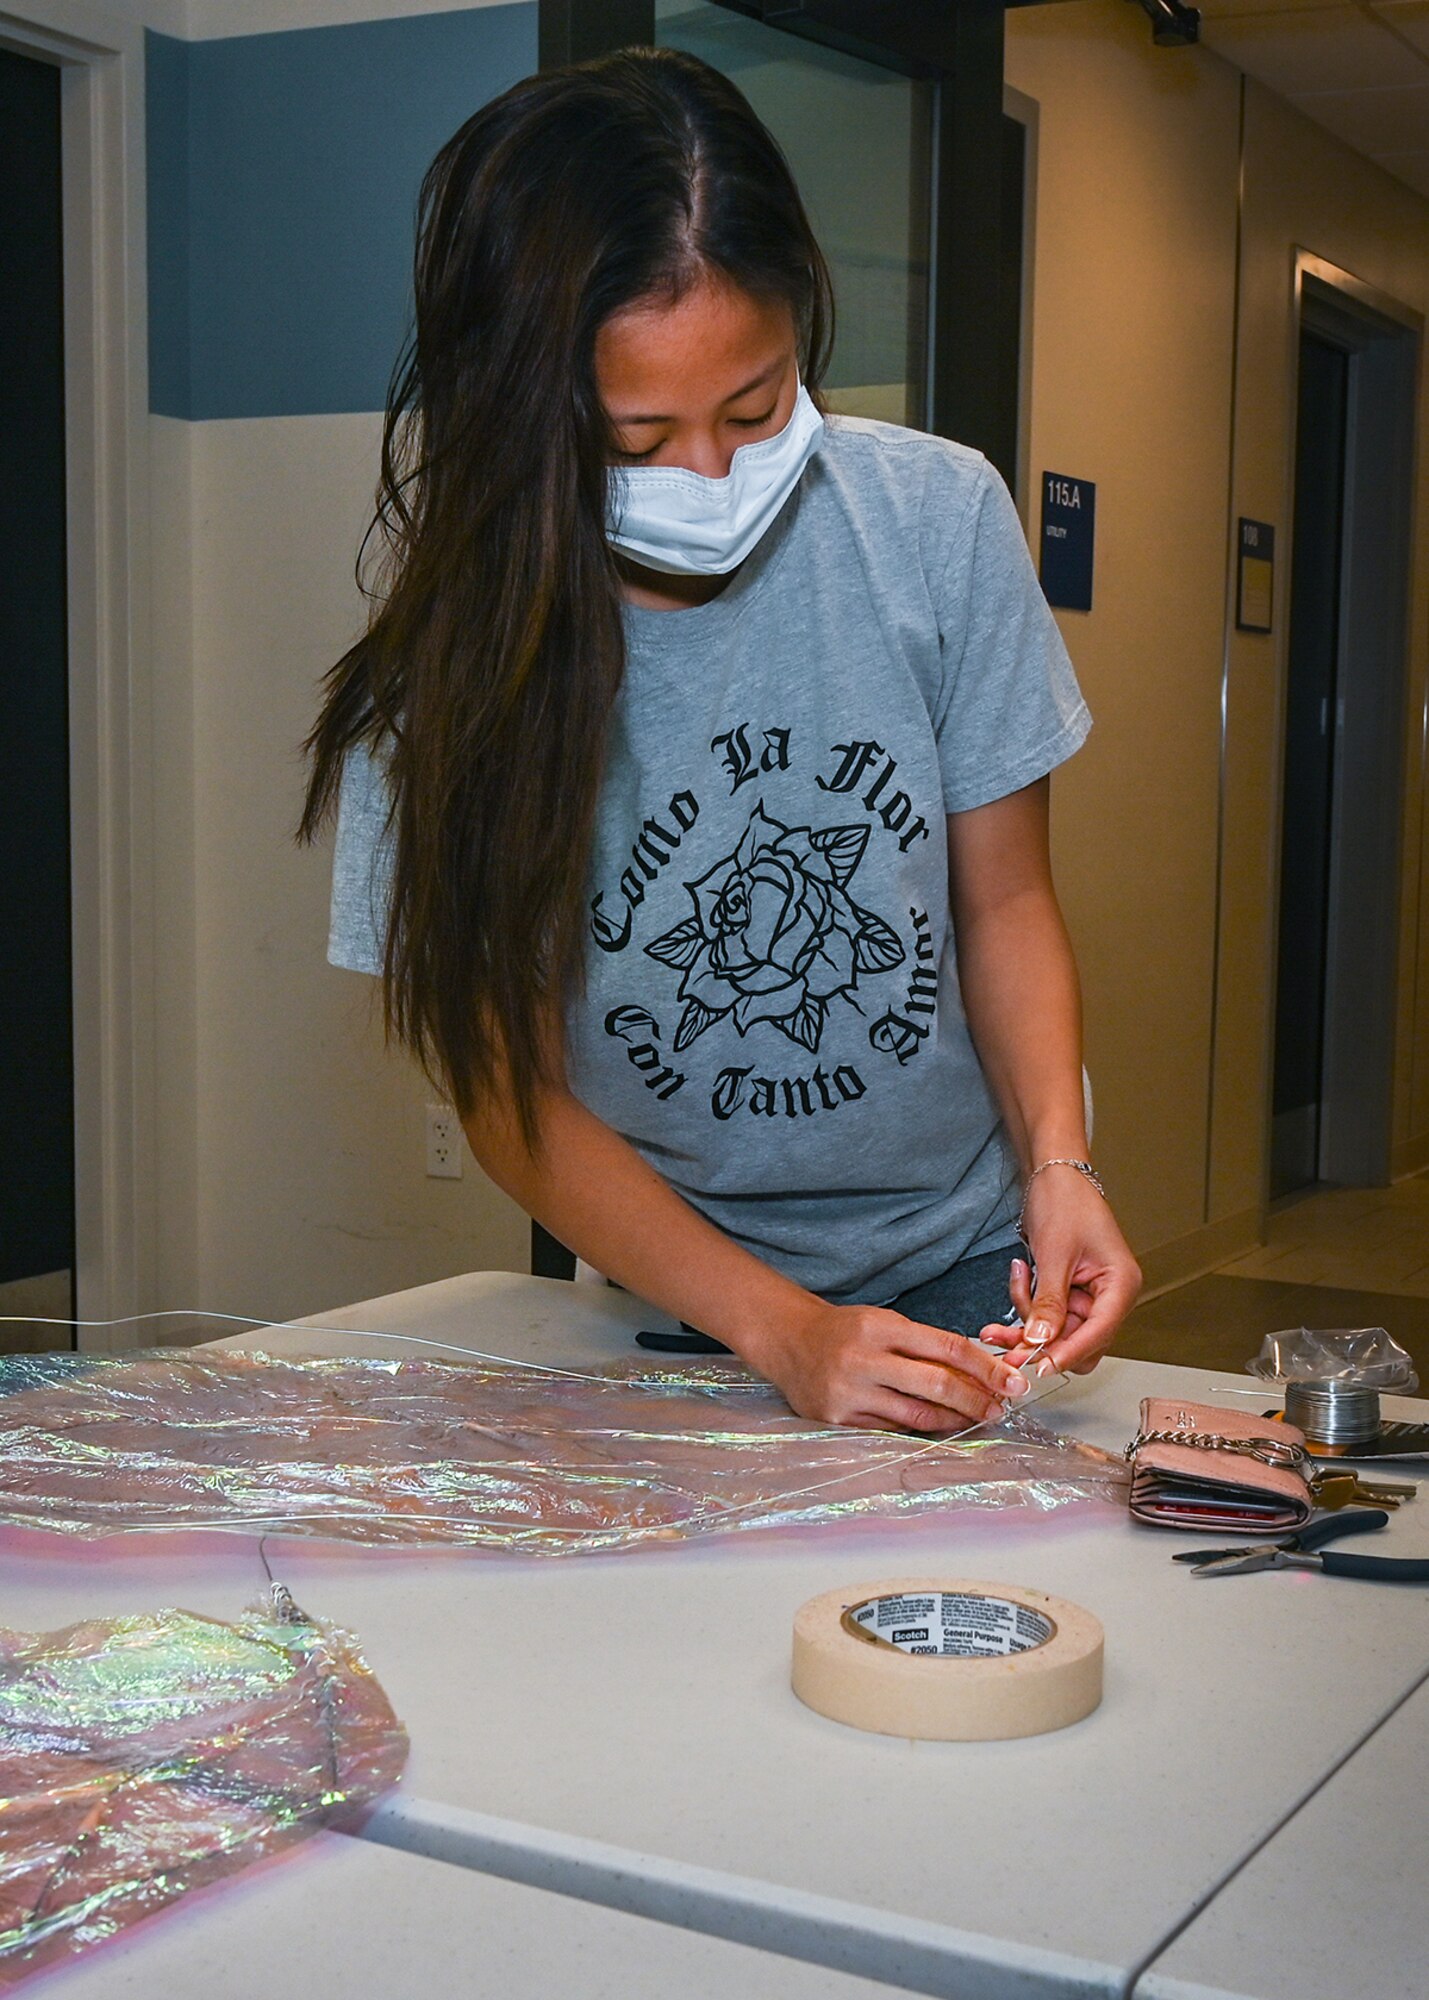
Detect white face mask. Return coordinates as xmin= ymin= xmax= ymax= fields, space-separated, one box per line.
xmin=606 ymin=379 xmax=825 ymax=577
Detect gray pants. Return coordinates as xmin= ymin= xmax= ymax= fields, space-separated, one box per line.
xmin=884 ymin=1240 xmax=1028 ymax=1339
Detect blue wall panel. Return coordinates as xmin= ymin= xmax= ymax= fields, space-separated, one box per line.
xmin=146 ymin=28 xmax=192 ymax=419
xmin=147 ymin=6 xmax=537 ymax=420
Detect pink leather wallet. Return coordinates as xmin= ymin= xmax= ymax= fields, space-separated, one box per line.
xmin=1125 ymin=1396 xmax=1314 ymax=1532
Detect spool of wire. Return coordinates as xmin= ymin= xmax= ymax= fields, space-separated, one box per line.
xmin=1285 ymin=1377 xmax=1381 ymax=1451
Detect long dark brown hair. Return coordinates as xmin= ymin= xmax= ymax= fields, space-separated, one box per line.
xmin=299 ymin=46 xmax=834 ymax=1153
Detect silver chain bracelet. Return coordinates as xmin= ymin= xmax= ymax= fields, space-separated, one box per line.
xmin=1016 ymin=1158 xmax=1106 ymax=1242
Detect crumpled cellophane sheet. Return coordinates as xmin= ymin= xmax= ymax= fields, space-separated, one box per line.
xmin=0 ymin=1350 xmax=1128 ymax=1553
xmin=0 ymin=1588 xmax=408 ymax=1987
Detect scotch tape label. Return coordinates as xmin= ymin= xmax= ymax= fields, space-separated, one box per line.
xmin=849 ymin=1591 xmax=1054 ymax=1659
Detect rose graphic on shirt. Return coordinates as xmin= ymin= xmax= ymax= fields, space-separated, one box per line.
xmin=644 ymin=801 xmax=905 ymax=1053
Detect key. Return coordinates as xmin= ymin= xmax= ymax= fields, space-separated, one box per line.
xmin=1350 ymin=1476 xmax=1417 ymax=1504
xmin=1311 ymin=1471 xmax=1415 ymax=1510
xmin=1311 ymin=1474 xmax=1378 ymax=1511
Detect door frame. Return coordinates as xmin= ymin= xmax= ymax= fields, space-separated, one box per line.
xmin=0 ymin=2 xmax=156 ymax=1343
xmin=1268 ymin=249 xmax=1422 ymax=1195
xmin=1002 ymin=79 xmax=1039 ymax=523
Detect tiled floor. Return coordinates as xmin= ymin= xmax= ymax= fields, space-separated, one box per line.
xmin=1219 ymin=1177 xmax=1429 ymax=1299
xmin=1118 ymin=1175 xmax=1429 ymax=1379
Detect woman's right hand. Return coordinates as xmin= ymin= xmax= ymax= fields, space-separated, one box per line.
xmin=754 ymin=1302 xmax=1032 ymax=1432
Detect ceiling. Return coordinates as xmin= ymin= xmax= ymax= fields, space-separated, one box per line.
xmin=1190 ymin=1 xmax=1429 ymax=198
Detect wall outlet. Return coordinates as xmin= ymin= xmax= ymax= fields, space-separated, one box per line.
xmin=425 ymin=1103 xmax=464 ymax=1179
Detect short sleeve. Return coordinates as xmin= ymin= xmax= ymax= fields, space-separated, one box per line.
xmin=928 ymin=457 xmax=1091 ymax=813
xmin=326 ymin=738 xmax=395 ymax=974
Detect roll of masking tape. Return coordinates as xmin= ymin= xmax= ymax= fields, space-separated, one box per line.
xmin=791 ymin=1577 xmax=1103 ymax=1741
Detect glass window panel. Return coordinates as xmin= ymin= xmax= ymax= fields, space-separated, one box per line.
xmin=655 ymin=2 xmax=932 ymax=427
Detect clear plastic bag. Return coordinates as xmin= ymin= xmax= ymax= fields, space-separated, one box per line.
xmin=1245 ymin=1326 xmax=1419 ymax=1394
xmin=0 ymin=1350 xmax=1128 ymax=1553
xmin=0 ymin=1589 xmax=407 ymax=1986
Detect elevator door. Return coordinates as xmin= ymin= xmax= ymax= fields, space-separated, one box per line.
xmin=1271 ymin=330 xmax=1348 ymax=1198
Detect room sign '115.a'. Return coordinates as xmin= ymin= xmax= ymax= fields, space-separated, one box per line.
xmin=1039 ymin=471 xmax=1096 ymax=613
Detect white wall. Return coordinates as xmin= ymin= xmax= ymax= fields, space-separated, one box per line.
xmin=151 ymin=411 xmax=528 ymax=1327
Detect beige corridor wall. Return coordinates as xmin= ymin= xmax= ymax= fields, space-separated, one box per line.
xmin=1209 ymin=81 xmax=1429 ymax=1213
xmin=1005 ymin=2 xmax=1429 ymax=1283
xmin=1003 ymin=2 xmax=1242 ymax=1265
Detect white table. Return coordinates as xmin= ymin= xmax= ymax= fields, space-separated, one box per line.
xmin=0 ymin=1526 xmax=903 ymax=1999
xmin=13 ymin=1821 xmax=907 ymax=1999
xmin=1134 ymin=1677 xmax=1429 ymax=2000
xmin=189 ymin=1272 xmax=1429 ymax=2000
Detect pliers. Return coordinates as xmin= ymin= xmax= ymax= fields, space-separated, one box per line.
xmin=1173 ymin=1509 xmax=1429 ymax=1582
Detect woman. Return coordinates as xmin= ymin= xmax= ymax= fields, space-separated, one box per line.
xmin=302 ymin=45 xmax=1141 ymax=1434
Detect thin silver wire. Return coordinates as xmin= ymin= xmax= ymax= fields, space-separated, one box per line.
xmin=0 ymin=1312 xmax=616 ymax=1386
xmin=0 ymin=1308 xmax=1045 ymax=1425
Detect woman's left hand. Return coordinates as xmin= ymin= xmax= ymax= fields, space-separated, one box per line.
xmin=979 ymin=1165 xmax=1142 ymax=1377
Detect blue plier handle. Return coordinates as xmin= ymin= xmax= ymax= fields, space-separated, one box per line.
xmin=1173 ymin=1509 xmax=1429 ymax=1581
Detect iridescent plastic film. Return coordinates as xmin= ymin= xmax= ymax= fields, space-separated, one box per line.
xmin=0 ymin=1589 xmax=407 ymax=1986
xmin=0 ymin=1351 xmax=1127 ymax=1551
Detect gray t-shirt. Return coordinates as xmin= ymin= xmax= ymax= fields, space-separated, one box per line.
xmin=327 ymin=415 xmax=1091 ymax=1305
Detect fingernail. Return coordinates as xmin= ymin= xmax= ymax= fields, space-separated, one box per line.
xmin=1010 ymin=1258 xmax=1027 ymax=1278
xmin=1027 ymin=1321 xmax=1054 ymax=1348
xmin=1004 ymin=1371 xmax=1030 ymax=1398
xmin=1036 ymin=1355 xmax=1057 ymax=1377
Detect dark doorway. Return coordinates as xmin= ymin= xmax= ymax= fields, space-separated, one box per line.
xmin=1271 ymin=330 xmax=1348 ymax=1198
xmin=0 ymin=48 xmax=75 ymax=1345
xmin=1271 ymin=265 xmax=1419 ymax=1201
